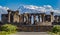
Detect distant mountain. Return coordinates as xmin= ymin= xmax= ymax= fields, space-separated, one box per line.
xmin=18 ymin=5 xmax=60 ymax=15
xmin=0 ymin=5 xmax=60 ymax=20
xmin=0 ymin=5 xmax=60 ymax=15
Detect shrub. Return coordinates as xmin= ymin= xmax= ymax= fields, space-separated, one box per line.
xmin=1 ymin=24 xmax=17 ymax=32
xmin=48 ymin=25 xmax=60 ymax=35
xmin=52 ymin=25 xmax=60 ymax=33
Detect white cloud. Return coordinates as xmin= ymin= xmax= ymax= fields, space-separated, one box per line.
xmin=20 ymin=5 xmax=60 ymax=14
xmin=20 ymin=5 xmax=45 ymax=13
xmin=21 ymin=5 xmax=54 ymax=13
xmin=24 ymin=5 xmax=39 ymax=9
xmin=54 ymin=10 xmax=60 ymax=13
xmin=0 ymin=6 xmax=9 ymax=10
xmin=0 ymin=6 xmax=9 ymax=14
xmin=44 ymin=5 xmax=52 ymax=9
xmin=0 ymin=5 xmax=60 ymax=15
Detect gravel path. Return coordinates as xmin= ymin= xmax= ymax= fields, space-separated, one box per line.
xmin=11 ymin=32 xmax=51 ymax=35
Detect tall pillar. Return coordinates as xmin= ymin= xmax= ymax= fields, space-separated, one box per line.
xmin=26 ymin=15 xmax=28 ymax=24
xmin=27 ymin=14 xmax=29 ymax=23
xmin=22 ymin=14 xmax=24 ymax=22
xmin=26 ymin=14 xmax=29 ymax=24
xmin=23 ymin=14 xmax=27 ymax=22
xmin=50 ymin=12 xmax=54 ymax=22
xmin=7 ymin=10 xmax=11 ymax=23
xmin=43 ymin=14 xmax=45 ymax=22
xmin=33 ymin=15 xmax=36 ymax=24
xmin=41 ymin=14 xmax=45 ymax=22
xmin=28 ymin=15 xmax=31 ymax=24
xmin=41 ymin=15 xmax=43 ymax=22
xmin=38 ymin=15 xmax=40 ymax=22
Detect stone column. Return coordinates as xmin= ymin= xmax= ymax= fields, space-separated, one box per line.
xmin=50 ymin=12 xmax=54 ymax=22
xmin=27 ymin=14 xmax=29 ymax=23
xmin=33 ymin=15 xmax=36 ymax=24
xmin=8 ymin=11 xmax=11 ymax=23
xmin=24 ymin=16 xmax=26 ymax=22
xmin=22 ymin=14 xmax=24 ymax=22
xmin=26 ymin=14 xmax=29 ymax=24
xmin=43 ymin=14 xmax=45 ymax=22
xmin=28 ymin=15 xmax=31 ymax=24
xmin=41 ymin=14 xmax=45 ymax=22
xmin=38 ymin=15 xmax=40 ymax=22
xmin=26 ymin=15 xmax=28 ymax=24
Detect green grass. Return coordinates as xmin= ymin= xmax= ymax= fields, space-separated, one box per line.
xmin=48 ymin=32 xmax=60 ymax=35
xmin=0 ymin=31 xmax=17 ymax=35
xmin=0 ymin=31 xmax=10 ymax=35
xmin=0 ymin=24 xmax=18 ymax=35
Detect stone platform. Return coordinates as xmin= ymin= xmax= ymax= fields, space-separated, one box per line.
xmin=17 ymin=25 xmax=53 ymax=32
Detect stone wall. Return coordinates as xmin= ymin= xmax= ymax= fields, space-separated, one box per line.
xmin=17 ymin=25 xmax=53 ymax=32
xmin=0 ymin=23 xmax=53 ymax=32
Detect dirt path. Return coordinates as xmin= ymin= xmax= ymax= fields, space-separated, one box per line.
xmin=11 ymin=32 xmax=51 ymax=35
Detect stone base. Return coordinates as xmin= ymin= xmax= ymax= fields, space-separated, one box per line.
xmin=18 ymin=25 xmax=53 ymax=32
xmin=36 ymin=22 xmax=52 ymax=26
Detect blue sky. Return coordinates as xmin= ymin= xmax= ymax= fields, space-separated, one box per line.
xmin=0 ymin=0 xmax=59 ymax=10
xmin=0 ymin=0 xmax=60 ymax=20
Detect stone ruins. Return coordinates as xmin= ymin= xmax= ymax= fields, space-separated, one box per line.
xmin=1 ymin=9 xmax=60 ymax=32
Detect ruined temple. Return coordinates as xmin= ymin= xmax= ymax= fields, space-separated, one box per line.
xmin=1 ymin=9 xmax=60 ymax=32
xmin=1 ymin=9 xmax=55 ymax=25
